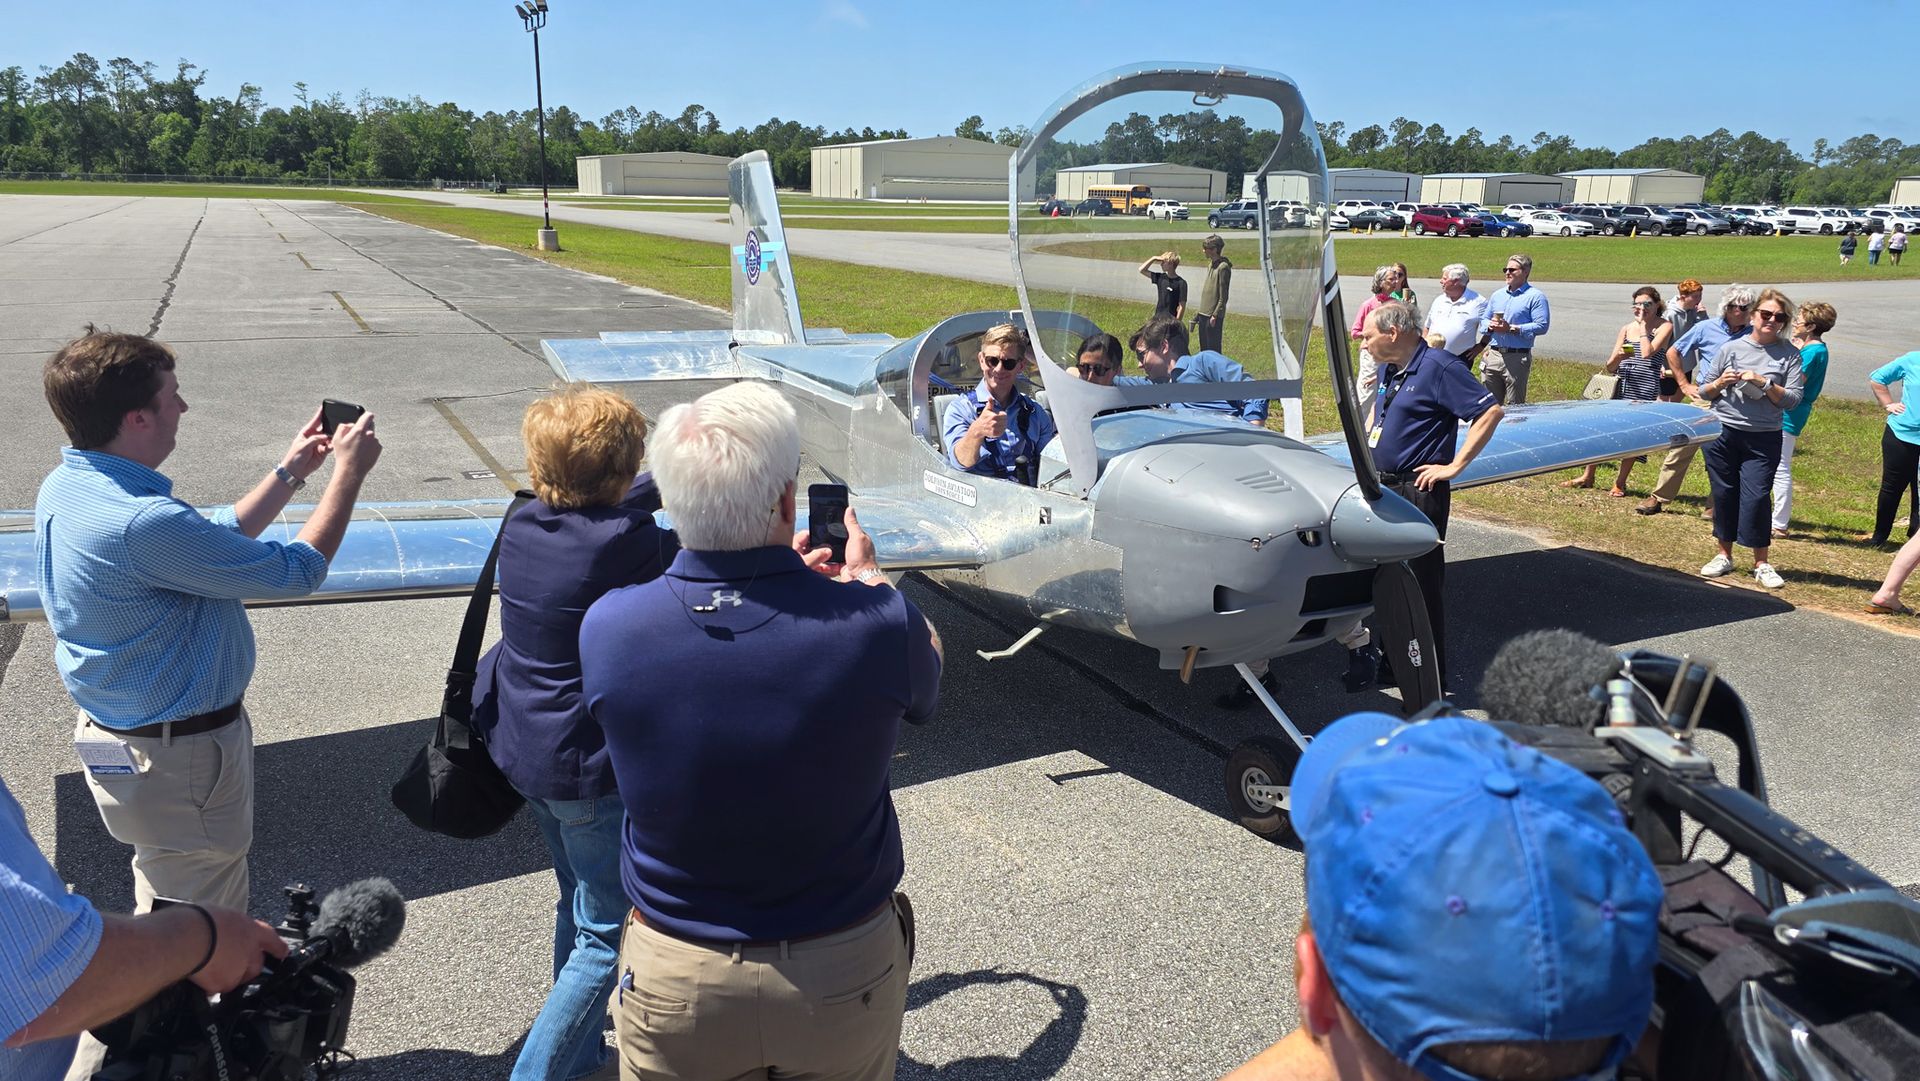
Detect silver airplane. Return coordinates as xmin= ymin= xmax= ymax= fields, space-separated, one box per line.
xmin=0 ymin=63 xmax=1718 ymax=841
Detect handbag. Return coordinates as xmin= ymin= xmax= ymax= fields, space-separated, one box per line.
xmin=1582 ymin=373 xmax=1623 ymax=401
xmin=390 ymin=492 xmax=533 ymax=839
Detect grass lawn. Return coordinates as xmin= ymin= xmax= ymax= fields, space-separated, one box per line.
xmin=0 ymin=180 xmax=433 ymax=204
xmin=1036 ymin=233 xmax=1920 ymax=284
xmin=350 ymin=200 xmax=1915 ymax=620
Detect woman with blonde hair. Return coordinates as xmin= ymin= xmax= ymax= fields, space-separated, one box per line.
xmin=1770 ymin=301 xmax=1834 ymax=536
xmin=473 ymin=384 xmax=679 ymax=1081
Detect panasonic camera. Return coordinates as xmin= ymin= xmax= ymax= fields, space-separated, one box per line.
xmin=1475 ymin=631 xmax=1920 ymax=1081
xmin=92 ymin=878 xmax=404 ymax=1081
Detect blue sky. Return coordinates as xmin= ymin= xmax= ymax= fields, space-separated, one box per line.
xmin=14 ymin=0 xmax=1916 ymax=153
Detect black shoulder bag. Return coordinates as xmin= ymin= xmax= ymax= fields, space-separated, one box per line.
xmin=390 ymin=492 xmax=532 ymax=838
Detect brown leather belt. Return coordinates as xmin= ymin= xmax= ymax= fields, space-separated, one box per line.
xmin=95 ymin=700 xmax=244 ymax=739
xmin=631 ymin=897 xmax=893 ymax=950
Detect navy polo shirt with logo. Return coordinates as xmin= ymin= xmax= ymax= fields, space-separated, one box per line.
xmin=579 ymin=545 xmax=941 ymax=942
xmin=1372 ymin=344 xmax=1498 ymax=476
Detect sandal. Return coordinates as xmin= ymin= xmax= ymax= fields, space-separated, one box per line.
xmin=1558 ymin=478 xmax=1594 ymax=489
xmin=1608 ymin=487 xmax=1629 ymax=498
xmin=1865 ymin=600 xmax=1916 ymax=616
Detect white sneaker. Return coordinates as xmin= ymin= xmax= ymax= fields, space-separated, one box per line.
xmin=1700 ymin=554 xmax=1735 ymax=578
xmin=1753 ymin=563 xmax=1785 ymax=589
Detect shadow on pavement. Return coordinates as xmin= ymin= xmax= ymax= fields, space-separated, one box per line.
xmin=899 ymin=969 xmax=1087 ymax=1080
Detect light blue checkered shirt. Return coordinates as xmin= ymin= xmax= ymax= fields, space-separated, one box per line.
xmin=0 ymin=778 xmax=102 ymax=1079
xmin=34 ymin=449 xmax=328 ymax=729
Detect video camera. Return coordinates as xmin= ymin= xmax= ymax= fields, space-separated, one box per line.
xmin=92 ymin=878 xmax=405 ymax=1081
xmin=1473 ymin=630 xmax=1920 ymax=1081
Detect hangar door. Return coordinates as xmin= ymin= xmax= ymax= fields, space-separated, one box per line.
xmin=1490 ymin=180 xmax=1567 ymax=205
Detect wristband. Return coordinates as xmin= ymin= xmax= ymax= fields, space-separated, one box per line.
xmin=854 ymin=567 xmax=888 ymax=586
xmin=181 ymin=903 xmax=218 ymax=977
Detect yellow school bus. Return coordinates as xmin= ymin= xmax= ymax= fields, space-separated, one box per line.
xmin=1088 ymin=184 xmax=1154 ymax=215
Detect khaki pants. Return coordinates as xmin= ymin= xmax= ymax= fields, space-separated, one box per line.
xmin=75 ymin=709 xmax=254 ymax=912
xmin=617 ymin=898 xmax=912 ymax=1081
xmin=1650 ymin=442 xmax=1700 ymax=504
xmin=1480 ymin=348 xmax=1532 ymax=404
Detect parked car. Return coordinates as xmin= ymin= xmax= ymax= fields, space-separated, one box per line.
xmin=1207 ymin=199 xmax=1280 ymax=230
xmin=1859 ymin=208 xmax=1920 ymax=233
xmin=1613 ymin=204 xmax=1687 ymax=235
xmin=1781 ymin=206 xmax=1855 ymax=234
xmin=1265 ymin=200 xmax=1309 ymax=227
xmin=1333 ymin=208 xmax=1406 ymax=231
xmin=1473 ymin=211 xmax=1532 ymax=238
xmin=1036 ymin=198 xmax=1072 ymax=217
xmin=1145 ymin=198 xmax=1190 ymax=221
xmin=1500 ymin=202 xmax=1543 ymax=218
xmin=1517 ymin=211 xmax=1595 ymax=237
xmin=1071 ymin=198 xmax=1113 ymax=217
xmin=1334 ymin=198 xmax=1386 ymax=217
xmin=1557 ymin=206 xmax=1630 ymax=236
xmin=1409 ymin=206 xmax=1485 ymax=237
xmin=1670 ymin=208 xmax=1734 ymax=235
xmin=1391 ymin=201 xmax=1423 ymax=221
xmin=1721 ymin=205 xmax=1799 ymax=233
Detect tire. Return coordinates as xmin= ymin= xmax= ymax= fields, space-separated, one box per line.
xmin=1445 ymin=224 xmax=1459 ymax=237
xmin=1693 ymin=225 xmax=1707 ymax=235
xmin=1224 ymin=735 xmax=1302 ymax=845
xmin=1560 ymin=226 xmax=1573 ymax=237
xmin=1501 ymin=226 xmax=1515 ymax=238
xmin=1208 ymin=217 xmax=1220 ymax=229
xmin=1819 ymin=224 xmax=1832 ymax=235
xmin=1603 ymin=224 xmax=1617 ymax=236
xmin=1413 ymin=222 xmax=1426 ymax=236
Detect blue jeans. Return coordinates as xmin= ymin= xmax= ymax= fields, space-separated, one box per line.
xmin=512 ymin=793 xmax=627 ymax=1081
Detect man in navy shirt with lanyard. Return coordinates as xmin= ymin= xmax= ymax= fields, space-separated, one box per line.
xmin=1364 ymin=302 xmax=1503 ymax=686
xmin=943 ymin=322 xmax=1056 ymax=485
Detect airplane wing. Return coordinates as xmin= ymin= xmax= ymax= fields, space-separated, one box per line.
xmin=1305 ymin=400 xmax=1720 ymax=490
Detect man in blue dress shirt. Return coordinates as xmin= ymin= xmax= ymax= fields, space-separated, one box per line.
xmin=1477 ymin=253 xmax=1551 ymax=404
xmin=1 ymin=775 xmax=287 ymax=1081
xmin=1116 ymin=316 xmax=1270 ymax=424
xmin=34 ymin=327 xmax=383 ymax=914
xmin=942 ymin=322 xmax=1057 ymax=485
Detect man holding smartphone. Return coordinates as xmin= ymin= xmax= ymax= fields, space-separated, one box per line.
xmin=34 ymin=326 xmax=383 ymax=917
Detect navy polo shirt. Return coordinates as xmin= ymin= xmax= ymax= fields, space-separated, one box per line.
xmin=579 ymin=545 xmax=941 ymax=942
xmin=1372 ymin=344 xmax=1497 ymax=476
xmin=473 ymin=476 xmax=680 ymax=802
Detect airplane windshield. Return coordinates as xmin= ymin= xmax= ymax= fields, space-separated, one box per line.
xmin=1010 ymin=64 xmax=1332 ymax=495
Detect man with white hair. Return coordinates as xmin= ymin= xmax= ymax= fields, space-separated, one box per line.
xmin=1422 ymin=263 xmax=1487 ymax=356
xmin=1636 ymin=283 xmax=1756 ymax=516
xmin=579 ymin=382 xmax=942 ymax=1081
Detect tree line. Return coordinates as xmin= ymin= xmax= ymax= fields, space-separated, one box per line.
xmin=5 ymin=52 xmax=1916 ymax=205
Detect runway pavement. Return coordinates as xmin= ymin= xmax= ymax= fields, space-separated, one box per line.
xmin=2 ymin=194 xmax=1916 ymax=1080
xmin=388 ymin=189 xmax=1920 ymax=398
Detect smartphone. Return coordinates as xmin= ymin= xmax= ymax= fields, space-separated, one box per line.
xmin=807 ymin=483 xmax=851 ymax=564
xmin=321 ymin=398 xmax=365 ymax=434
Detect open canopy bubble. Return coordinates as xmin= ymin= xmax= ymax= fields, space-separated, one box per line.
xmin=1007 ymin=63 xmax=1358 ymax=496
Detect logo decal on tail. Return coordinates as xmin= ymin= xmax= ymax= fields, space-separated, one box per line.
xmin=742 ymin=229 xmax=763 ymax=285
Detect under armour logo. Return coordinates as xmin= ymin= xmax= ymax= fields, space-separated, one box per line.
xmin=693 ymin=589 xmax=744 ymax=613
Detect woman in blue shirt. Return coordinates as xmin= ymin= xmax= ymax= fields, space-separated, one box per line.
xmin=1864 ymin=349 xmax=1920 ymax=547
xmin=473 ymin=386 xmax=679 ymax=1081
xmin=1770 ymin=302 xmax=1834 ymax=536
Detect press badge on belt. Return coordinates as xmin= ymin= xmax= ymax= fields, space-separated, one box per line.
xmin=75 ymin=729 xmax=146 ymax=777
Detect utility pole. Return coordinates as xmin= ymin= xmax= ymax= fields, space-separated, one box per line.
xmin=515 ymin=0 xmax=558 ymax=251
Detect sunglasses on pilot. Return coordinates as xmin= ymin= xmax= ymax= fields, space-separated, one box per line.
xmin=980 ymin=354 xmax=1023 ymax=370
xmin=1077 ymin=364 xmax=1114 ymax=376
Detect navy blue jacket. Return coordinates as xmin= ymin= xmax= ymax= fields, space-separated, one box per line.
xmin=473 ymin=475 xmax=679 ymax=801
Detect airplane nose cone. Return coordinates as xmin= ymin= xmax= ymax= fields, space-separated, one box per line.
xmin=1327 ymin=483 xmax=1439 ymax=565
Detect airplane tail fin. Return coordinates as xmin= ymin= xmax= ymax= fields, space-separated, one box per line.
xmin=729 ymin=151 xmax=806 ymax=345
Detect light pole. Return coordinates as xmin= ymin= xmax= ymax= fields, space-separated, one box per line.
xmin=515 ymin=0 xmax=558 ymax=251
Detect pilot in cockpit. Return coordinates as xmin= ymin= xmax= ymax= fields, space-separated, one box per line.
xmin=942 ymin=323 xmax=1058 ymax=486
xmin=1111 ymin=317 xmax=1270 ymax=426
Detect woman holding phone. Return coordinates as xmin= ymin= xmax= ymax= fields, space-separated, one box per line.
xmin=472 ymin=385 xmax=679 ymax=1081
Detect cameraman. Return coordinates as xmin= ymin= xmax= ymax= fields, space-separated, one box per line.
xmin=1225 ymin=712 xmax=1663 ymax=1081
xmin=0 ymin=777 xmax=287 ymax=1081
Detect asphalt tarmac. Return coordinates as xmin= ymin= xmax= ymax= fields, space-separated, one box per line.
xmin=394 ymin=189 xmax=1920 ymax=398
xmin=1 ymin=195 xmax=1915 ymax=1080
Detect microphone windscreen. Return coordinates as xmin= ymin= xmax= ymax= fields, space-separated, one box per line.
xmin=1479 ymin=628 xmax=1620 ymax=730
xmin=311 ymin=877 xmax=406 ymax=968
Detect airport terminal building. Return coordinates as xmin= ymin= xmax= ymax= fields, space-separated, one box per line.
xmin=575 ymin=152 xmax=731 ymax=196
xmin=809 ymin=136 xmax=1035 ymax=201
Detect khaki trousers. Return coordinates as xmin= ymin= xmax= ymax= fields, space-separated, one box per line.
xmin=1480 ymin=349 xmax=1532 ymax=405
xmin=617 ymin=898 xmax=912 ymax=1081
xmin=75 ymin=709 xmax=254 ymax=912
xmin=1650 ymin=442 xmax=1700 ymax=504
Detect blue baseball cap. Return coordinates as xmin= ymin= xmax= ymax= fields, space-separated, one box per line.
xmin=1291 ymin=712 xmax=1662 ymax=1081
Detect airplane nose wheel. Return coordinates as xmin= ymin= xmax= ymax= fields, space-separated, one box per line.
xmin=1224 ymin=735 xmax=1301 ymax=845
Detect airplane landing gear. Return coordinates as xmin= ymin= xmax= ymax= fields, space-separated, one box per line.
xmin=1224 ymin=735 xmax=1300 ymax=844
